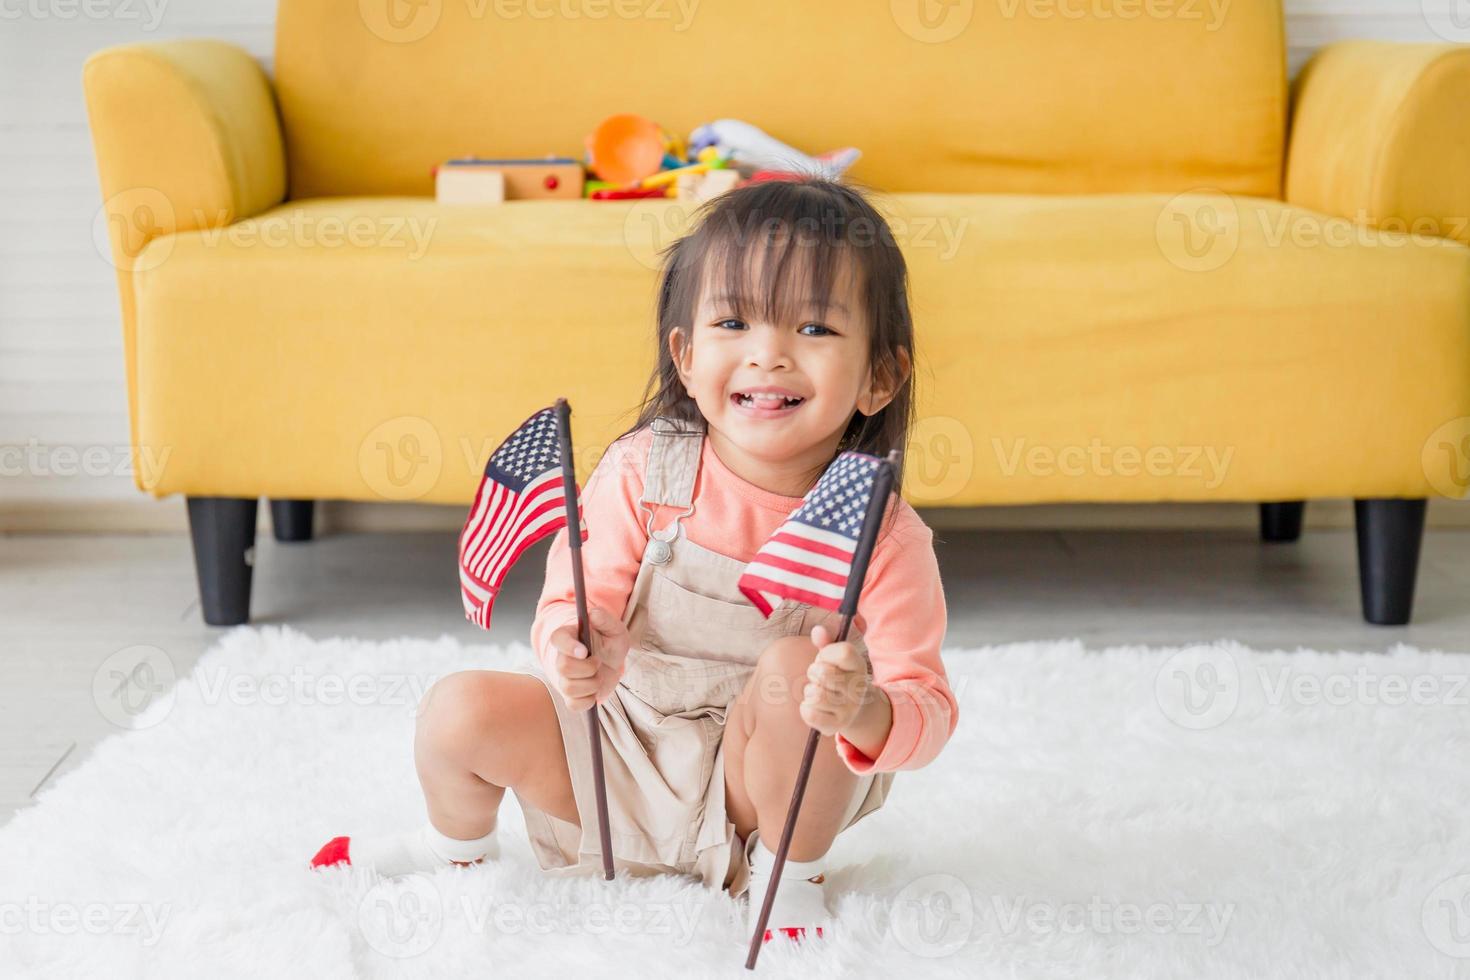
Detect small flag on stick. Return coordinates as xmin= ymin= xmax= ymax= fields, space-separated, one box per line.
xmin=738 ymin=451 xmax=886 ymax=616
xmin=456 ymin=400 xmax=615 ymax=881
xmin=458 ymin=406 xmax=586 ymax=629
xmin=739 ymin=449 xmax=901 ymax=968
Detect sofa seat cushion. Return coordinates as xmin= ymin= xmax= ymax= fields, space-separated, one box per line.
xmin=131 ymin=194 xmax=1470 ymax=504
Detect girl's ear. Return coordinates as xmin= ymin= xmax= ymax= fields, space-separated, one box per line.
xmin=857 ymin=345 xmax=912 ymax=416
xmin=668 ymin=326 xmax=694 ymax=384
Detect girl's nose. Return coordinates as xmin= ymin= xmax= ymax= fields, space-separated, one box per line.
xmin=746 ymin=327 xmax=792 ymax=370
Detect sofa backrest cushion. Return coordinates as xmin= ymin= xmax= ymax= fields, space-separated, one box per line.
xmin=275 ymin=0 xmax=1286 ymax=198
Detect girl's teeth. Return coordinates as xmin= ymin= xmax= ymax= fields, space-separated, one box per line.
xmin=737 ymin=393 xmax=802 ymax=408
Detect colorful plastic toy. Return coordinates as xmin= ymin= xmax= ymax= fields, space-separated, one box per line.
xmin=688 ymin=119 xmax=860 ymax=179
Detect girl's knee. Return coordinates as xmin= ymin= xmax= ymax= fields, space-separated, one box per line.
xmin=417 ymin=670 xmax=500 ymax=750
xmin=748 ymin=636 xmax=818 ymax=714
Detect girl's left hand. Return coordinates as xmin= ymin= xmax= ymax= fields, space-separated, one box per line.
xmin=800 ymin=623 xmax=870 ymax=736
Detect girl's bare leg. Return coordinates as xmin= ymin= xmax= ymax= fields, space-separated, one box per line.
xmin=415 ymin=669 xmax=580 ymax=836
xmin=723 ymin=636 xmax=865 ymax=862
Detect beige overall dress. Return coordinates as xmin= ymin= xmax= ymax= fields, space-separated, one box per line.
xmin=517 ymin=416 xmax=894 ymax=898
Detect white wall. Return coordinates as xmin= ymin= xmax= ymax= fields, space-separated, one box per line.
xmin=0 ymin=1 xmax=1459 ymax=533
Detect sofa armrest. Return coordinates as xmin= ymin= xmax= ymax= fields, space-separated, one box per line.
xmin=1286 ymin=40 xmax=1470 ymax=245
xmin=82 ymin=40 xmax=286 ymax=491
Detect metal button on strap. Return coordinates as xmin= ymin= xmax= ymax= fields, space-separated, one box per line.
xmin=646 ymin=538 xmax=673 ymax=565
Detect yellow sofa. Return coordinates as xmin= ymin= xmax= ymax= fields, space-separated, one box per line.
xmin=83 ymin=1 xmax=1470 ymax=625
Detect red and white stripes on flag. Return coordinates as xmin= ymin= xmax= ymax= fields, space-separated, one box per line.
xmin=458 ymin=407 xmax=586 ymax=629
xmin=738 ymin=451 xmax=883 ymax=616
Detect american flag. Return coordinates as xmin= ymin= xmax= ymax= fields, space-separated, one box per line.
xmin=738 ymin=451 xmax=885 ymax=616
xmin=459 ymin=407 xmax=586 ymax=629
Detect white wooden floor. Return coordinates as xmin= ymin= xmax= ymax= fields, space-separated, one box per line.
xmin=3 ymin=527 xmax=1468 ymax=826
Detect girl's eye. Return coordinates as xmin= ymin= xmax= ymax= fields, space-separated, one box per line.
xmin=799 ymin=323 xmax=834 ymax=336
xmin=714 ymin=318 xmax=747 ymax=331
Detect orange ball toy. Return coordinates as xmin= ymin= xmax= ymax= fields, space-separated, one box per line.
xmin=586 ymin=113 xmax=667 ymax=185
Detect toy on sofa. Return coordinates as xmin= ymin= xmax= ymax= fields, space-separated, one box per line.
xmin=434 ymin=157 xmax=584 ymax=202
xmin=585 ymin=113 xmax=672 ymax=185
xmin=688 ymin=119 xmax=860 ymax=180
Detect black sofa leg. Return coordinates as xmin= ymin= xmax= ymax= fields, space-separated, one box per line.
xmin=187 ymin=496 xmax=258 ymax=626
xmin=1354 ymin=498 xmax=1427 ymax=626
xmin=1260 ymin=501 xmax=1305 ymax=542
xmin=269 ymin=499 xmax=315 ymax=542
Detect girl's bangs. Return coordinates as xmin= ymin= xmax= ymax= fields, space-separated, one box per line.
xmin=699 ymin=203 xmax=856 ymax=329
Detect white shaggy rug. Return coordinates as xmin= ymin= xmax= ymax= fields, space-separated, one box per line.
xmin=2 ymin=627 xmax=1469 ymax=979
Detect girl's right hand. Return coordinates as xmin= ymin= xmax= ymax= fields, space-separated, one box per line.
xmin=548 ymin=606 xmax=630 ymax=712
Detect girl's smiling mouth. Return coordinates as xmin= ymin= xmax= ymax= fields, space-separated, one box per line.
xmin=730 ymin=386 xmax=807 ymax=417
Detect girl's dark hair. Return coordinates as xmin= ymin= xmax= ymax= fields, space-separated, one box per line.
xmin=617 ymin=176 xmax=917 ymax=497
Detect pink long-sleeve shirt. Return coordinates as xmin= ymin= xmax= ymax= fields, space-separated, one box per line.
xmin=530 ymin=424 xmax=956 ymax=775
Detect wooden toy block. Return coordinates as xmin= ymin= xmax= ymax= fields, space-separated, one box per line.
xmin=436 ymin=158 xmax=585 ymax=202
xmin=436 ymin=166 xmax=505 ymax=204
xmin=675 ymin=168 xmax=741 ymax=203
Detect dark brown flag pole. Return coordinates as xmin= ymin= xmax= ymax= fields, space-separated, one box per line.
xmin=745 ymin=449 xmax=902 ymax=969
xmin=554 ymin=398 xmax=616 ymax=881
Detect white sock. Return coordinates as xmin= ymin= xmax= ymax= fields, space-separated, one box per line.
xmin=351 ymin=820 xmax=500 ymax=876
xmin=749 ymin=831 xmax=827 ymax=881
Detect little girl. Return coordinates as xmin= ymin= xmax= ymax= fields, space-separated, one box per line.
xmin=312 ymin=176 xmax=958 ymax=942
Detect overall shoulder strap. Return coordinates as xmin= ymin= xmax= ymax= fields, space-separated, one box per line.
xmin=640 ymin=415 xmax=704 ymax=510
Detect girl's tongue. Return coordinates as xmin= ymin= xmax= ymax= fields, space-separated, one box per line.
xmin=732 ymin=391 xmax=806 ymax=416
